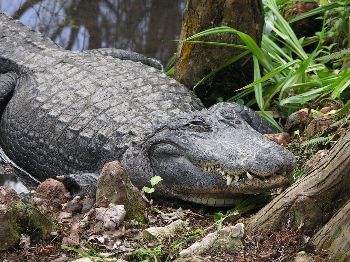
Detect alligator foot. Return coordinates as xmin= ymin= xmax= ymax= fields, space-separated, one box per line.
xmin=228 ymin=103 xmax=279 ymax=134
xmin=59 ymin=173 xmax=98 ymax=198
xmin=0 ymin=72 xmax=17 ymax=115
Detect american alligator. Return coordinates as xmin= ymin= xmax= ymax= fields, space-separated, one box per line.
xmin=0 ymin=14 xmax=296 ymax=206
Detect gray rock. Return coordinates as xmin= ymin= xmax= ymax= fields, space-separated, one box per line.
xmin=294 ymin=251 xmax=314 ymax=262
xmin=95 ymin=204 xmax=126 ymax=229
xmin=143 ymin=219 xmax=188 ymax=241
xmin=179 ymin=223 xmax=244 ymax=257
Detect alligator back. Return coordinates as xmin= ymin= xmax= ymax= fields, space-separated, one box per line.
xmin=0 ymin=14 xmax=203 ymax=179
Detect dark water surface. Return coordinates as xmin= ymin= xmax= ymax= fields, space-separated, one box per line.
xmin=0 ymin=0 xmax=185 ymax=191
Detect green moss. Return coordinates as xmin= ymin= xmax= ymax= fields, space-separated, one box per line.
xmin=0 ymin=208 xmax=20 ymax=251
xmin=13 ymin=202 xmax=55 ymax=242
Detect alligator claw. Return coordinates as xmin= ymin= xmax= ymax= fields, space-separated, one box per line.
xmin=226 ymin=176 xmax=233 ymax=186
xmin=246 ymin=171 xmax=253 ymax=180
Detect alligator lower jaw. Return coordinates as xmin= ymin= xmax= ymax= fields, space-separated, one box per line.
xmin=193 ymin=162 xmax=288 ymax=186
xmin=178 ymin=175 xmax=289 ymax=207
xmin=181 ymin=196 xmax=240 ymax=207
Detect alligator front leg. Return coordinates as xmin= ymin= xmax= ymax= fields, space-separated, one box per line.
xmin=0 ymin=72 xmax=17 ymax=115
xmin=84 ymin=48 xmax=164 ymax=71
xmin=60 ymin=173 xmax=98 ymax=198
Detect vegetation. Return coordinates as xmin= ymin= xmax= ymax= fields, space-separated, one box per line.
xmin=142 ymin=175 xmax=163 ymax=194
xmin=179 ymin=0 xmax=350 ymax=131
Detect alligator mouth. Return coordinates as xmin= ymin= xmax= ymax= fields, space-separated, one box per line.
xmin=193 ymin=162 xmax=288 ymax=186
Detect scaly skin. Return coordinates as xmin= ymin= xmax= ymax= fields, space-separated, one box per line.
xmin=0 ymin=14 xmax=296 ymax=206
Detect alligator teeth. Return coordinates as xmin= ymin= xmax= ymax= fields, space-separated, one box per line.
xmin=234 ymin=175 xmax=239 ymax=183
xmin=246 ymin=171 xmax=253 ymax=180
xmin=226 ymin=176 xmax=233 ymax=186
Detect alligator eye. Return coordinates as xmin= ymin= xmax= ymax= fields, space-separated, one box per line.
xmin=184 ymin=120 xmax=211 ymax=132
xmin=221 ymin=110 xmax=238 ymax=121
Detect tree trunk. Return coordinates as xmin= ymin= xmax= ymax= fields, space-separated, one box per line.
xmin=248 ymin=131 xmax=350 ymax=232
xmin=311 ymin=199 xmax=350 ymax=260
xmin=247 ymin=131 xmax=350 ymax=259
xmin=174 ymin=0 xmax=264 ymax=106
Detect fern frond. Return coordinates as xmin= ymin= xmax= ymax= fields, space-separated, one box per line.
xmin=301 ymin=136 xmax=332 ymax=147
xmin=316 ymin=48 xmax=350 ymax=63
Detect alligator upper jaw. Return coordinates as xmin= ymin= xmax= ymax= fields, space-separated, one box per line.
xmin=193 ymin=161 xmax=290 ymax=187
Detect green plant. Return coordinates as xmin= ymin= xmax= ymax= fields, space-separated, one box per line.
xmin=62 ymin=244 xmax=103 ymax=260
xmin=142 ymin=176 xmax=163 ymax=194
xmin=134 ymin=245 xmax=163 ymax=262
xmin=301 ymin=134 xmax=335 ymax=147
xmin=181 ymin=0 xmax=350 ymax=127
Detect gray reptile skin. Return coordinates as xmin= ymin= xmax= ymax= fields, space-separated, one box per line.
xmin=0 ymin=14 xmax=296 ymax=206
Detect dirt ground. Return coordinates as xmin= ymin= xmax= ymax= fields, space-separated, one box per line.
xmin=0 ymin=196 xmax=332 ymax=262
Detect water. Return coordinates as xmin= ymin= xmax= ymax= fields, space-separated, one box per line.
xmin=0 ymin=0 xmax=185 ymax=191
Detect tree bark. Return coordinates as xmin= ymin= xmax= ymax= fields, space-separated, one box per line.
xmin=248 ymin=131 xmax=350 ymax=233
xmin=311 ymin=199 xmax=350 ymax=260
xmin=174 ymin=0 xmax=264 ymax=106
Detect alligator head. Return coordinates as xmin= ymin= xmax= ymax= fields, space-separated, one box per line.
xmin=122 ymin=103 xmax=296 ymax=207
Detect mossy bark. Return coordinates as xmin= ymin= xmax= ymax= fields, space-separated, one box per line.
xmin=311 ymin=199 xmax=350 ymax=261
xmin=174 ymin=0 xmax=264 ymax=106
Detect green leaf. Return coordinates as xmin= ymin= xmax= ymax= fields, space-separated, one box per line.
xmin=258 ymin=111 xmax=283 ymax=132
xmin=150 ymin=176 xmax=163 ymax=187
xmin=279 ymin=85 xmax=332 ymax=105
xmin=253 ymin=56 xmax=263 ymax=110
xmin=213 ymin=212 xmax=224 ymax=222
xmin=143 ymin=187 xmax=155 ymax=194
xmin=193 ymin=50 xmax=251 ymax=90
xmin=239 ymin=60 xmax=299 ymax=90
xmin=331 ymin=72 xmax=350 ymax=99
xmin=288 ymin=2 xmax=344 ymax=24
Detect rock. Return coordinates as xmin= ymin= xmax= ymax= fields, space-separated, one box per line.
xmin=179 ymin=223 xmax=244 ymax=257
xmin=62 ymin=196 xmax=83 ymax=214
xmin=143 ymin=219 xmax=188 ymax=241
xmin=158 ymin=207 xmax=185 ymax=222
xmin=285 ymin=108 xmax=309 ymax=132
xmin=0 ymin=186 xmax=55 ymax=251
xmin=36 ymin=178 xmax=71 ymax=209
xmin=294 ymin=251 xmax=314 ymax=262
xmin=19 ymin=234 xmax=30 ymax=250
xmin=96 ymin=161 xmax=147 ymax=222
xmin=72 ymin=258 xmax=94 ymax=262
xmin=0 ymin=186 xmax=19 ymax=204
xmin=62 ymin=220 xmax=80 ymax=247
xmin=0 ymin=202 xmax=20 ymax=250
xmin=175 ymin=256 xmax=210 ymax=262
xmin=81 ymin=196 xmax=95 ymax=213
xmin=0 ymin=187 xmax=21 ymax=250
xmin=51 ymin=254 xmax=69 ymax=262
xmin=306 ymin=117 xmax=332 ymax=138
xmin=95 ymin=203 xmax=126 ymax=229
xmin=175 ymin=256 xmax=211 ymax=262
xmin=264 ymin=132 xmax=290 ymax=146
xmin=59 ymin=211 xmax=73 ymax=220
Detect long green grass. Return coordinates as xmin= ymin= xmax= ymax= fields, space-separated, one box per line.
xmin=182 ymin=0 xmax=350 ymax=126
